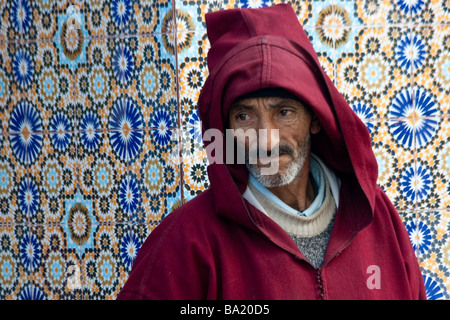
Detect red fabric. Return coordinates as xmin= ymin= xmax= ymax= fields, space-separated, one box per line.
xmin=117 ymin=4 xmax=426 ymax=300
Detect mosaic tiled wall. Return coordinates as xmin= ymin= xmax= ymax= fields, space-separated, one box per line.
xmin=0 ymin=0 xmax=448 ymax=300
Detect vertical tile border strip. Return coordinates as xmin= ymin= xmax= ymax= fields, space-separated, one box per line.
xmin=173 ymin=0 xmax=186 ymax=206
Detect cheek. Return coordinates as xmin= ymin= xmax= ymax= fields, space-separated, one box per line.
xmin=233 ymin=133 xmax=257 ymax=153
xmin=280 ymin=128 xmax=309 ymax=146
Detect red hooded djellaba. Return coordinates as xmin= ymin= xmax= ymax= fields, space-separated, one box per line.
xmin=117 ymin=4 xmax=426 ymax=300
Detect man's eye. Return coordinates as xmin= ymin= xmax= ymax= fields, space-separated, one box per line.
xmin=237 ymin=113 xmax=248 ymax=121
xmin=279 ymin=109 xmax=292 ymax=116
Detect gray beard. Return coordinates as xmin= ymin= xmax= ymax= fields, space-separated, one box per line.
xmin=246 ymin=133 xmax=311 ymax=188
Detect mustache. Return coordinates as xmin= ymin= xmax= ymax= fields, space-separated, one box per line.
xmin=249 ymin=144 xmax=295 ymax=158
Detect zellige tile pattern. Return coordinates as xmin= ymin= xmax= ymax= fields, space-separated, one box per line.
xmin=0 ymin=0 xmax=448 ymax=300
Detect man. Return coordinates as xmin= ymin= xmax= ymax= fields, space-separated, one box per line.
xmin=117 ymin=4 xmax=426 ymax=299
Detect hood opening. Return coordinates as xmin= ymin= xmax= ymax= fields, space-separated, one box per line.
xmin=198 ymin=4 xmax=378 ymax=236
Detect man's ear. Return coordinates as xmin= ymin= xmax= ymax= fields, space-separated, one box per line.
xmin=310 ymin=115 xmax=321 ymax=134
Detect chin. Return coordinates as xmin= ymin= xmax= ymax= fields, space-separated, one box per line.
xmin=248 ymin=155 xmax=305 ymax=188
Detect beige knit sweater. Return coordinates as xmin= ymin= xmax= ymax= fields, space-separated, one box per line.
xmin=247 ymin=173 xmax=336 ymax=268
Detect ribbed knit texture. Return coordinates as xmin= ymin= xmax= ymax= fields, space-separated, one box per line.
xmin=248 ymin=173 xmax=336 ymax=268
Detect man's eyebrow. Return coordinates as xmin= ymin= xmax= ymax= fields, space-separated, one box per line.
xmin=229 ymin=103 xmax=254 ymax=112
xmin=230 ymin=98 xmax=304 ymax=112
xmin=268 ymin=99 xmax=301 ymax=109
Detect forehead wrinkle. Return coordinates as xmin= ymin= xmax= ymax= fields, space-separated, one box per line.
xmin=231 ymin=97 xmax=286 ymax=110
xmin=229 ymin=97 xmax=308 ymax=117
xmin=229 ymin=103 xmax=255 ymax=114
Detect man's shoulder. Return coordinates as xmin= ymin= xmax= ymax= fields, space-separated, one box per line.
xmin=171 ymin=188 xmax=215 ymax=219
xmin=154 ymin=188 xmax=218 ymax=234
xmin=118 ymin=189 xmax=221 ymax=299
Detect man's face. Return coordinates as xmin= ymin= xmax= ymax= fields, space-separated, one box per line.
xmin=228 ymin=96 xmax=320 ymax=187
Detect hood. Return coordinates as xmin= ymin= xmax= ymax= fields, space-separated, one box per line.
xmin=197 ymin=4 xmax=378 ymax=235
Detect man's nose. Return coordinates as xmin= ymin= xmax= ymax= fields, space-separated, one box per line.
xmin=257 ymin=120 xmax=280 ymax=154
